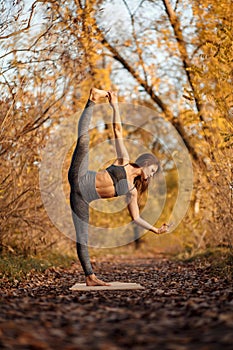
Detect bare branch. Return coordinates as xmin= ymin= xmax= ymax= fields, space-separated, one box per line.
xmin=20 ymin=72 xmax=82 ymax=136
xmin=162 ymin=0 xmax=204 ymax=115
xmin=122 ymin=0 xmax=132 ymax=16
xmin=0 ymin=48 xmax=25 ymax=60
xmin=98 ymin=28 xmax=171 ymax=117
xmin=132 ymin=0 xmax=145 ymax=16
xmin=0 ymin=1 xmax=38 ymax=40
xmin=95 ymin=20 xmax=202 ymax=163
xmin=121 ymin=0 xmax=148 ymax=83
xmin=2 ymin=74 xmax=15 ymax=99
xmin=162 ymin=0 xmax=216 ymax=165
xmin=174 ymin=0 xmax=180 ymax=12
xmin=28 ymin=23 xmax=54 ymax=50
xmin=3 ymin=188 xmax=33 ymax=211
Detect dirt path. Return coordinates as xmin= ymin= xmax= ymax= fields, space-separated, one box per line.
xmin=0 ymin=258 xmax=232 ymax=349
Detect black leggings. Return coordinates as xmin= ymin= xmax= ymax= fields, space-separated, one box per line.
xmin=68 ymin=100 xmax=100 ymax=276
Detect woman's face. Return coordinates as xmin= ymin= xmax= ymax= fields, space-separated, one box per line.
xmin=142 ymin=164 xmax=159 ymax=180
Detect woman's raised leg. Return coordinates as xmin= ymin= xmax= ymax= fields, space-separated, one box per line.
xmin=68 ymin=88 xmax=110 ymax=285
xmin=68 ymin=88 xmax=109 ymax=185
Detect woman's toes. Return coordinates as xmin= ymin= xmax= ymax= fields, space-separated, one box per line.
xmin=90 ymin=88 xmax=108 ymax=101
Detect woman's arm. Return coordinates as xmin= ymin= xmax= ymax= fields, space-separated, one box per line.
xmin=108 ymin=91 xmax=129 ymax=165
xmin=127 ymin=187 xmax=169 ymax=234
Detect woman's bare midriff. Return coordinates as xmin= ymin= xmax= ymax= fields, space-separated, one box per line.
xmin=95 ymin=164 xmax=136 ymax=198
xmin=95 ymin=170 xmax=115 ymax=198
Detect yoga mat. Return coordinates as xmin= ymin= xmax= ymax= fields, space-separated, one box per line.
xmin=70 ymin=281 xmax=144 ymax=291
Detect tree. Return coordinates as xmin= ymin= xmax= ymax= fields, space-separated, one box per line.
xmin=93 ymin=0 xmax=232 ymax=248
xmin=0 ymin=0 xmax=111 ymax=253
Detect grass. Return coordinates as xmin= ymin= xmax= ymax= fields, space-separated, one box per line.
xmin=1 ymin=244 xmax=232 ymax=285
xmin=0 ymin=252 xmax=76 ymax=283
xmin=179 ymin=247 xmax=233 ymax=281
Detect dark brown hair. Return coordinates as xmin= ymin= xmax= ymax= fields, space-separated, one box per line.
xmin=132 ymin=153 xmax=161 ymax=202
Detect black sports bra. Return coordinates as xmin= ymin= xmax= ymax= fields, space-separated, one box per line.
xmin=106 ymin=164 xmax=130 ymax=197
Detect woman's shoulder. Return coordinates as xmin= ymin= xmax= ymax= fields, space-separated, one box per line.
xmin=112 ymin=158 xmax=130 ymax=166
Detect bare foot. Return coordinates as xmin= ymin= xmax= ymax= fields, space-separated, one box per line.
xmin=89 ymin=88 xmax=108 ymax=103
xmin=86 ymin=274 xmax=111 ymax=286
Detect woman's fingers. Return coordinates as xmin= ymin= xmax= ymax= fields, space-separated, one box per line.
xmin=157 ymin=223 xmax=173 ymax=234
xmin=154 ymin=223 xmax=173 ymax=235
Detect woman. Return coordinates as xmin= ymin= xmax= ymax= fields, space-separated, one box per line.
xmin=68 ymin=88 xmax=170 ymax=286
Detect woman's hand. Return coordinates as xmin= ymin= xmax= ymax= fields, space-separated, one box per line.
xmin=85 ymin=274 xmax=111 ymax=286
xmin=155 ymin=223 xmax=173 ymax=234
xmin=108 ymin=91 xmax=118 ymax=108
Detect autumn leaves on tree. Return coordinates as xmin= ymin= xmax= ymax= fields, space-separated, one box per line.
xmin=0 ymin=0 xmax=232 ymax=254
